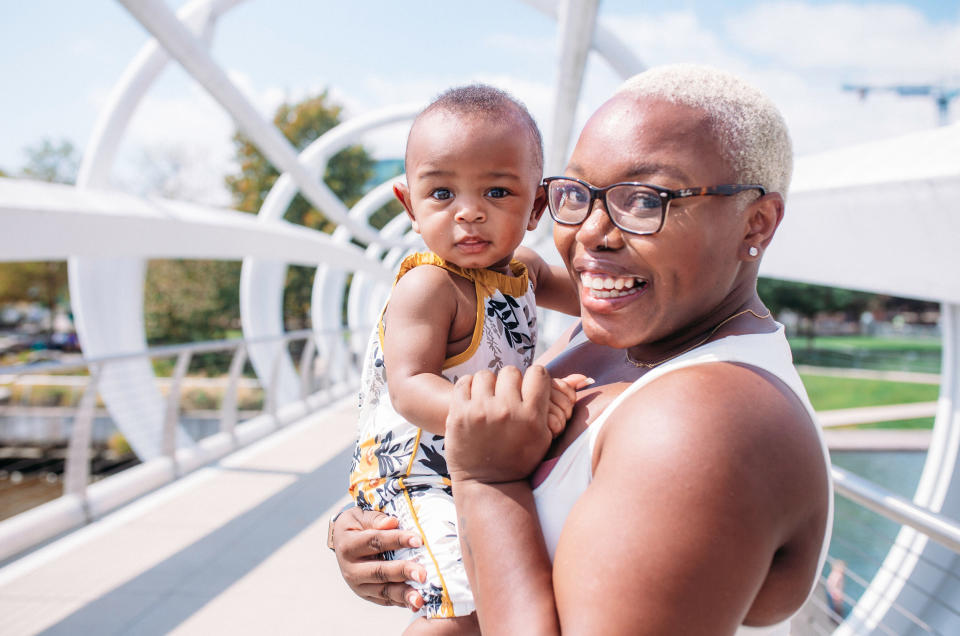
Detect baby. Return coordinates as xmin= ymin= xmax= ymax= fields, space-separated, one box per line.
xmin=348 ymin=85 xmax=580 ymax=634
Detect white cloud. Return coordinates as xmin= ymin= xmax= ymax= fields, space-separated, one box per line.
xmin=726 ymin=2 xmax=960 ymax=78
xmin=603 ymin=11 xmax=744 ymax=71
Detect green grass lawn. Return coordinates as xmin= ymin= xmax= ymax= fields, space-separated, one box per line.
xmin=843 ymin=417 xmax=936 ymax=431
xmin=800 ymin=374 xmax=939 ymax=412
xmin=789 ymin=335 xmax=941 ymax=351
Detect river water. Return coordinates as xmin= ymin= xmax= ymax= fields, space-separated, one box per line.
xmin=828 ymin=450 xmax=928 ymax=610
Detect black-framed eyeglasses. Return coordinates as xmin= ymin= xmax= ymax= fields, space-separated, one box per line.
xmin=542 ymin=176 xmax=766 ymax=236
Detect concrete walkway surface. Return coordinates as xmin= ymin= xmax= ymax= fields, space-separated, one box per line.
xmin=0 ymin=397 xmax=409 ymax=636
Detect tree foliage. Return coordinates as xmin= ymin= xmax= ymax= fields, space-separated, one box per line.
xmin=0 ymin=262 xmax=68 ymax=333
xmin=758 ymin=278 xmax=873 ymax=320
xmin=143 ymin=92 xmax=380 ymax=350
xmin=0 ymin=138 xmax=79 ymax=332
xmin=22 ymin=138 xmax=79 ymax=184
xmin=224 ymin=92 xmax=377 ymax=329
xmin=144 ymin=260 xmax=240 ymax=345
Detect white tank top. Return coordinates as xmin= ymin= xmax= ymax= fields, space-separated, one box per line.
xmin=532 ymin=325 xmax=833 ymax=636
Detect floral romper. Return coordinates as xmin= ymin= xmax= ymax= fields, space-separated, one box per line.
xmin=349 ymin=251 xmax=537 ymax=619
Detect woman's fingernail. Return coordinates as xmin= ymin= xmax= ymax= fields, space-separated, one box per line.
xmin=583 ymin=377 xmax=595 ymax=386
xmin=409 ymin=535 xmax=422 ymax=548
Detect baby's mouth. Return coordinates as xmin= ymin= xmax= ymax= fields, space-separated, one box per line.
xmin=580 ymin=272 xmax=648 ymax=298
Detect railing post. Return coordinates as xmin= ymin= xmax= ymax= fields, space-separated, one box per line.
xmin=298 ymin=336 xmax=316 ymax=401
xmin=64 ymin=363 xmax=102 ymax=510
xmin=265 ymin=343 xmax=282 ymax=426
xmin=220 ymin=343 xmax=246 ymax=445
xmin=164 ymin=351 xmax=192 ymax=470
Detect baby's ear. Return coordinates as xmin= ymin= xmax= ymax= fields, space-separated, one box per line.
xmin=393 ymin=182 xmax=420 ymax=233
xmin=527 ymin=185 xmax=547 ymax=231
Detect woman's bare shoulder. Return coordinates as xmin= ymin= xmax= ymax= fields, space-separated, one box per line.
xmin=595 ymin=361 xmax=827 ymax=531
xmin=553 ymin=362 xmax=830 ymax=630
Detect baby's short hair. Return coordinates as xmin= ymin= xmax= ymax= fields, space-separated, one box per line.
xmin=410 ymin=84 xmax=544 ymax=173
xmin=618 ymin=64 xmax=793 ymax=198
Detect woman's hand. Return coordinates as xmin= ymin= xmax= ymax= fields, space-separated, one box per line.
xmin=446 ymin=365 xmax=590 ymax=484
xmin=331 ymin=507 xmax=428 ymax=611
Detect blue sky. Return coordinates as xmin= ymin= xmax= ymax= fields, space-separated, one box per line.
xmin=2 ymin=1 xmax=958 ymax=201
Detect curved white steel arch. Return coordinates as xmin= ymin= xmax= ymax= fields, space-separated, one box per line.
xmin=768 ymin=124 xmax=960 ymax=635
xmin=344 ymin=179 xmax=416 ymax=355
xmin=71 ymin=0 xmax=244 ymax=459
xmin=240 ymin=104 xmax=421 ymax=408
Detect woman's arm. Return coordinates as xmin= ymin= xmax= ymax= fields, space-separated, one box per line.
xmin=446 ymin=365 xmax=562 ymax=634
xmin=446 ymin=363 xmax=824 ymax=634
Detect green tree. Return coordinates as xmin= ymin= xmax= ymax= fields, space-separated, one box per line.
xmin=22 ymin=138 xmax=79 ymax=184
xmin=0 ymin=138 xmax=79 ymax=334
xmin=757 ymin=278 xmax=873 ymax=340
xmin=225 ymin=92 xmax=380 ymax=329
xmin=144 ymin=260 xmax=240 ymax=344
xmin=0 ymin=262 xmax=68 ymax=336
xmin=142 ymin=92 xmax=385 ymax=357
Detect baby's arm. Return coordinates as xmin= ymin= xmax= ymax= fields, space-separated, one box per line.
xmin=381 ymin=264 xmax=462 ymax=435
xmin=514 ymin=246 xmax=580 ymax=316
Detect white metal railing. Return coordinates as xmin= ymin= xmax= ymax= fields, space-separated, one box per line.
xmin=0 ymin=328 xmax=364 ymax=562
xmin=793 ymin=466 xmax=960 ymax=634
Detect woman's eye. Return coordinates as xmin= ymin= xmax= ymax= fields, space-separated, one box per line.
xmin=430 ymin=189 xmax=453 ymax=201
xmin=486 ymin=187 xmax=510 ymax=199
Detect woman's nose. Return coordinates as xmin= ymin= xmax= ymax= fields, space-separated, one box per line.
xmin=576 ymin=201 xmax=616 ymax=248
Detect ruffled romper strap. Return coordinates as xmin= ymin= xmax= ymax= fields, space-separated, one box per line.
xmin=394 ymin=251 xmax=530 ymax=298
xmin=388 ymin=252 xmax=532 ymax=370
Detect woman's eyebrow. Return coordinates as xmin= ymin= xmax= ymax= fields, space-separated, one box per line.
xmin=563 ymin=161 xmax=690 ymax=182
xmin=626 ymin=162 xmax=690 ymax=182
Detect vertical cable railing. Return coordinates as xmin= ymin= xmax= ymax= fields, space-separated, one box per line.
xmin=792 ymin=466 xmax=960 ymax=634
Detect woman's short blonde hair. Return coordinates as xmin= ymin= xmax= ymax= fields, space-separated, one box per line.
xmin=618 ymin=64 xmax=793 ymax=198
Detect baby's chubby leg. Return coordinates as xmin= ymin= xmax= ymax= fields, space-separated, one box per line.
xmin=403 ymin=613 xmax=480 ymax=636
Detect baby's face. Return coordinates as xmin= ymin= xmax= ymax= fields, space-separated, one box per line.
xmin=396 ymin=110 xmax=544 ymax=272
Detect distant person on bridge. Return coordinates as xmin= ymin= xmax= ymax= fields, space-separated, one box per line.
xmin=346 ymin=84 xmax=585 ymax=635
xmin=333 ymin=65 xmax=833 ymax=635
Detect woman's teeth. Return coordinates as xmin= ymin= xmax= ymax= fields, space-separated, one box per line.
xmin=580 ymin=273 xmax=644 ymax=298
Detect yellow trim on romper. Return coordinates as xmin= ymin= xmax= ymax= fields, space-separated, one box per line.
xmin=401 ymin=427 xmax=456 ymax=617
xmin=378 ymin=252 xmax=530 ymax=368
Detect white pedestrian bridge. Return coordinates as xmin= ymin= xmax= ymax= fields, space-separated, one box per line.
xmin=3 ymin=1 xmax=960 ymax=633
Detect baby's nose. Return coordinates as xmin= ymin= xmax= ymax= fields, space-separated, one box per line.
xmin=454 ymin=205 xmax=485 ymax=223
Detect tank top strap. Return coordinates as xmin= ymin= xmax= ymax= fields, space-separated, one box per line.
xmin=585 ymin=325 xmax=812 ymax=449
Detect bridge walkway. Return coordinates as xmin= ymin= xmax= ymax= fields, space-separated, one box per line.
xmin=0 ymin=397 xmax=407 ymax=635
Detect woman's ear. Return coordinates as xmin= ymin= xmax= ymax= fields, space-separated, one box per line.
xmin=527 ymin=185 xmax=547 ymax=231
xmin=393 ymin=182 xmax=420 ymax=233
xmin=742 ymin=192 xmax=784 ymax=261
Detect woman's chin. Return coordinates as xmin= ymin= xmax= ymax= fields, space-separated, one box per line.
xmin=579 ymin=318 xmax=638 ymax=350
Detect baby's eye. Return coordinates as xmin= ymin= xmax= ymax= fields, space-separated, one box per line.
xmin=486 ymin=187 xmax=510 ymax=199
xmin=430 ymin=188 xmax=453 ymax=201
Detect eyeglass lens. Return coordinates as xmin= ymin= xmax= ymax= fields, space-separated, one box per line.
xmin=547 ymin=179 xmax=663 ymax=234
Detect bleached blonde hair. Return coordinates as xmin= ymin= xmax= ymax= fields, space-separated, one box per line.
xmin=617 ymin=64 xmax=793 ymax=197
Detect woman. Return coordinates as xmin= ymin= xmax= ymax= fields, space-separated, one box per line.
xmin=332 ymin=64 xmax=832 ymax=635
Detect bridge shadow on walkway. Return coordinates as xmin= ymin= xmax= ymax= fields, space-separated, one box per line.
xmin=0 ymin=399 xmax=408 ymax=635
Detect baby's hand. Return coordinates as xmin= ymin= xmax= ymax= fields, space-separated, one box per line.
xmin=547 ymin=374 xmax=594 ymax=437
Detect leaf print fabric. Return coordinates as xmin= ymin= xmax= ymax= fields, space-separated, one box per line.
xmin=348 ymin=252 xmax=538 ymax=619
